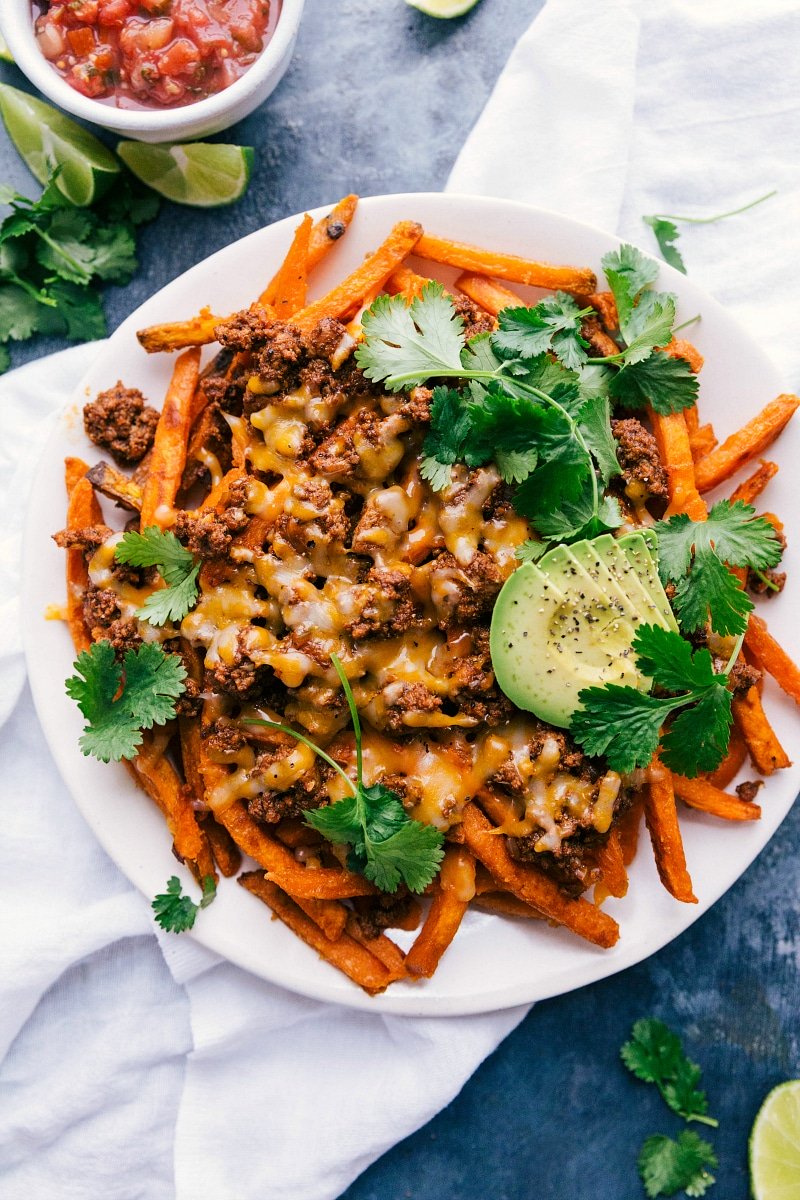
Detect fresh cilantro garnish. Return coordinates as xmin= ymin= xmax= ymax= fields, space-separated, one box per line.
xmin=654 ymin=501 xmax=783 ymax=636
xmin=601 ymin=243 xmax=660 ymax=327
xmin=643 ymin=190 xmax=776 ymax=275
xmin=115 ymin=526 xmax=201 ymax=627
xmin=152 ymin=874 xmax=216 ymax=933
xmin=609 ymin=352 xmax=699 ymax=415
xmin=244 ymin=655 xmax=444 ymax=893
xmin=66 ymin=640 xmax=186 ymax=762
xmin=0 ymin=171 xmax=158 ymax=373
xmin=638 ymin=1131 xmax=718 ymax=1198
xmin=357 ymin=283 xmax=465 ymax=389
xmin=622 ymin=1019 xmax=718 ymax=1127
xmin=643 ymin=217 xmax=686 ymax=274
xmin=493 ymin=293 xmax=592 ymax=370
xmin=570 ymin=624 xmax=736 ymax=777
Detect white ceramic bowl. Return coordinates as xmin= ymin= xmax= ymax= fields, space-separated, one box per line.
xmin=0 ymin=0 xmax=305 ymax=142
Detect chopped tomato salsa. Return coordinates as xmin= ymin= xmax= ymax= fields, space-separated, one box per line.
xmin=33 ymin=0 xmax=279 ymax=109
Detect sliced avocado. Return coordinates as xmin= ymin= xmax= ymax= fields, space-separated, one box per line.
xmin=490 ymin=559 xmax=646 ymax=729
xmin=584 ymin=534 xmax=676 ymax=634
xmin=542 ymin=540 xmax=651 ymax=637
xmin=617 ymin=530 xmax=678 ymax=631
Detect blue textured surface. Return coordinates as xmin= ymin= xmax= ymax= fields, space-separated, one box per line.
xmin=2 ymin=2 xmax=799 ymax=1196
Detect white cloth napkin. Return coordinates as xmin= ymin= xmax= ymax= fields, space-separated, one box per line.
xmin=2 ymin=1 xmax=799 ymax=1197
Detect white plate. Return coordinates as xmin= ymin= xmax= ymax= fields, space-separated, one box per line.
xmin=22 ymin=192 xmax=800 ymax=1016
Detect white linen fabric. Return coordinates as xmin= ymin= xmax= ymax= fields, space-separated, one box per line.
xmin=1 ymin=1 xmax=799 ymax=1197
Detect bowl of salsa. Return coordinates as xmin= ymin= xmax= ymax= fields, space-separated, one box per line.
xmin=0 ymin=0 xmax=305 ymax=141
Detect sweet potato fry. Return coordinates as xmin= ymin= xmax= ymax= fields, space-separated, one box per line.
xmin=745 ymin=614 xmax=800 ymax=706
xmin=268 ymin=213 xmax=312 ymax=319
xmin=258 ymin=195 xmax=359 ymax=308
xmin=125 ymin=731 xmax=217 ymax=887
xmin=405 ymin=847 xmax=475 ymax=978
xmin=239 ymin=874 xmax=394 ymax=994
xmin=413 ymin=234 xmax=596 ymax=294
xmin=140 ymin=347 xmax=201 ymax=529
xmin=385 ymin=264 xmax=437 ymax=302
xmin=649 ymin=409 xmax=708 ymax=520
xmin=454 ymin=272 xmax=522 ymax=316
xmin=64 ymin=461 xmax=102 ymax=653
xmin=596 ymin=829 xmax=628 ymax=899
xmin=291 ymin=221 xmax=424 ymax=333
xmin=137 ymin=306 xmax=226 ymax=354
xmin=704 ymin=727 xmax=748 ymax=788
xmin=85 ymin=460 xmax=143 ymax=512
xmin=264 ymin=863 xmax=379 ymax=899
xmin=462 ymin=803 xmax=619 ymax=948
xmin=662 ymin=338 xmax=704 ymax=374
xmin=690 ymin=424 xmax=718 ymax=461
xmin=616 ymin=798 xmax=643 ymax=867
xmin=472 ymin=892 xmax=544 ymax=919
xmin=346 ymin=917 xmax=407 ymax=980
xmin=673 ymin=775 xmax=761 ymax=821
xmin=644 ymin=762 xmax=697 ymax=903
xmin=694 ymin=394 xmax=799 ymax=492
xmin=200 ymin=814 xmax=243 ymax=878
xmin=730 ymin=460 xmax=779 ymax=505
xmin=733 ymin=685 xmax=791 ymax=775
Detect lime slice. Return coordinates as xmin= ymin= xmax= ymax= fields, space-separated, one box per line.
xmin=405 ymin=0 xmax=482 ymax=16
xmin=116 ymin=142 xmax=254 ymax=207
xmin=750 ymin=1080 xmax=800 ymax=1199
xmin=0 ymin=83 xmax=120 ymax=206
xmin=0 ymin=32 xmax=14 ymax=63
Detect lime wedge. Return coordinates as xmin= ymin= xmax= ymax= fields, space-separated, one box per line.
xmin=0 ymin=32 xmax=13 ymax=63
xmin=405 ymin=0 xmax=482 ymax=16
xmin=116 ymin=142 xmax=254 ymax=207
xmin=750 ymin=1080 xmax=800 ymax=1199
xmin=0 ymin=83 xmax=120 ymax=206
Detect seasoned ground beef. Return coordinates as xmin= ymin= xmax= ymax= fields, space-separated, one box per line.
xmin=173 ymin=506 xmax=249 ymax=558
xmin=53 ymin=524 xmax=111 ymax=552
xmin=508 ymin=835 xmax=603 ymax=897
xmin=303 ymin=317 xmax=352 ymax=365
xmin=347 ymin=567 xmax=421 ymax=639
xmin=174 ymin=678 xmax=201 ymax=717
xmin=103 ymin=617 xmax=143 ymax=656
xmin=427 ymin=550 xmax=503 ymax=629
xmin=452 ymin=293 xmax=496 ymax=341
xmin=83 ymin=585 xmax=119 ymax=634
xmin=736 ymin=779 xmax=764 ymax=803
xmin=581 ymin=316 xmax=619 ymax=359
xmin=727 ymin=659 xmax=762 ymax=697
xmin=204 ymin=719 xmax=247 ymax=755
xmin=252 ymin=324 xmax=306 ymax=398
xmin=351 ymin=894 xmax=416 ymax=940
xmin=381 ymin=682 xmax=442 ymax=732
xmin=747 ymin=567 xmax=786 ymax=597
xmin=206 ymin=632 xmax=272 ymax=700
xmin=83 ymin=383 xmax=159 ymax=465
xmin=611 ymin=417 xmax=669 ymax=500
xmin=213 ymin=308 xmax=273 ymax=349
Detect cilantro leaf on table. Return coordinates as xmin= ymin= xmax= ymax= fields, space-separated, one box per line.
xmin=638 ymin=1131 xmax=718 ymax=1197
xmin=66 ymin=640 xmax=186 ymax=762
xmin=570 ymin=624 xmax=735 ymax=777
xmin=0 ymin=171 xmax=157 ymax=372
xmin=643 ymin=216 xmax=687 ymax=274
xmin=493 ymin=293 xmax=592 ymax=370
xmin=609 ymin=352 xmax=699 ymax=414
xmin=245 ymin=655 xmax=444 ymax=894
xmin=152 ymin=875 xmax=216 ymax=934
xmin=654 ymin=501 xmax=783 ymax=635
xmin=356 ymin=282 xmax=465 ymax=391
xmin=621 ymin=1018 xmax=718 ymax=1126
xmin=115 ymin=526 xmax=201 ymax=627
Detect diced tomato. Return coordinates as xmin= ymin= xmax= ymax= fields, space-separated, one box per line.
xmin=35 ymin=0 xmax=278 ymax=108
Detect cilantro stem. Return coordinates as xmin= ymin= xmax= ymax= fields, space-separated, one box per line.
xmin=750 ymin=568 xmax=780 ymax=593
xmin=672 ymin=314 xmax=701 ymax=333
xmin=331 ymin=652 xmax=363 ymax=784
xmin=241 ymin=718 xmax=357 ymax=796
xmin=33 ymin=226 xmax=90 ymax=282
xmin=723 ymin=631 xmax=747 ymax=675
xmin=649 ymin=189 xmax=776 ymax=224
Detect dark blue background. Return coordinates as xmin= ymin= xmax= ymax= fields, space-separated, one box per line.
xmin=2 ymin=2 xmax=798 ymax=1196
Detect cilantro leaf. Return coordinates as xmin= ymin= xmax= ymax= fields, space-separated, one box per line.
xmin=356 ymin=283 xmax=465 ymax=391
xmin=654 ymin=501 xmax=782 ymax=634
xmin=0 ymin=345 xmax=9 ymax=373
xmin=0 ymin=284 xmax=48 ymax=342
xmin=609 ymin=351 xmax=699 ymax=415
xmin=66 ymin=640 xmax=186 ymax=762
xmin=249 ymin=656 xmax=444 ymax=893
xmin=644 ymin=216 xmax=687 ymax=274
xmin=515 ymin=539 xmax=548 ymax=563
xmin=570 ymin=625 xmax=735 ymax=777
xmin=638 ymin=1132 xmax=717 ymax=1198
xmin=116 ymin=527 xmax=201 ymax=627
xmin=621 ymin=1018 xmax=718 ymax=1126
xmin=48 ymin=280 xmax=107 ymax=341
xmin=419 ymin=386 xmax=473 ymax=491
xmin=493 ymin=293 xmax=590 ymax=370
xmin=602 ymin=243 xmax=660 ymax=327
xmin=575 ymin=393 xmax=621 ymax=484
xmin=152 ymin=875 xmax=216 ymax=934
xmin=620 ymin=291 xmax=676 ymax=364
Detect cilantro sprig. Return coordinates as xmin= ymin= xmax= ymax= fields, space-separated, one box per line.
xmin=0 ymin=172 xmax=158 ymax=373
xmin=244 ymin=654 xmax=444 ymax=893
xmin=570 ymin=624 xmax=737 ymax=778
xmin=66 ymin=640 xmax=186 ymax=762
xmin=644 ymin=190 xmax=776 ymax=274
xmin=622 ymin=1019 xmax=718 ymax=1127
xmin=152 ymin=875 xmax=216 ymax=933
xmin=115 ymin=526 xmax=201 ymax=627
xmin=638 ymin=1131 xmax=718 ymax=1198
xmin=653 ymin=501 xmax=783 ymax=637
